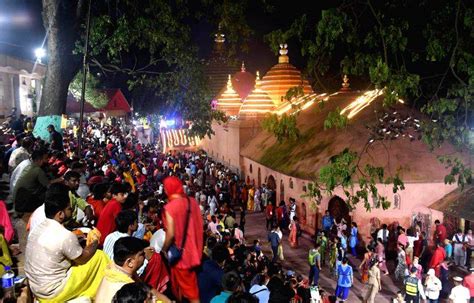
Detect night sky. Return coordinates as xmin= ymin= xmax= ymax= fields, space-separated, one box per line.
xmin=0 ymin=0 xmax=336 ymax=99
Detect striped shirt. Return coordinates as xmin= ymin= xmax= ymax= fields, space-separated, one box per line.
xmin=103 ymin=231 xmax=129 ymax=261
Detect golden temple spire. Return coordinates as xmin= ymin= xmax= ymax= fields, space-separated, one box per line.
xmin=278 ymin=43 xmax=289 ymax=64
xmin=226 ymin=74 xmax=234 ymax=92
xmin=214 ymin=23 xmax=225 ymax=43
xmin=255 ymin=71 xmax=261 ymax=88
xmin=241 ymin=61 xmax=246 ymax=72
xmin=341 ymin=74 xmax=351 ymax=91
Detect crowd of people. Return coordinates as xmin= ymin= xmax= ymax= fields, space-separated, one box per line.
xmin=0 ymin=117 xmax=323 ymax=303
xmin=0 ymin=114 xmax=472 ymax=303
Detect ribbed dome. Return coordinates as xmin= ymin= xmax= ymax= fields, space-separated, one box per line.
xmin=216 ymin=75 xmax=242 ymax=116
xmin=260 ymin=44 xmax=313 ymax=106
xmin=232 ymin=62 xmax=255 ymax=99
xmin=239 ymin=72 xmax=275 ymax=119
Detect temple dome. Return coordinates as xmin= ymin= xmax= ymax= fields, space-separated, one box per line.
xmin=260 ymin=44 xmax=314 ymax=106
xmin=231 ymin=62 xmax=255 ymax=99
xmin=216 ymin=75 xmax=242 ymax=116
xmin=239 ymin=71 xmax=275 ymax=119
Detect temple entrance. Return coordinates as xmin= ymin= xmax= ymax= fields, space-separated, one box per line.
xmin=267 ymin=175 xmax=276 ymax=190
xmin=328 ymin=196 xmax=351 ymax=226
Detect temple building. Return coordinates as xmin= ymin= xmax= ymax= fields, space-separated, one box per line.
xmin=201 ymin=42 xmax=472 ymax=242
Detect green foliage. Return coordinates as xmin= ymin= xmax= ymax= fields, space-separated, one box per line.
xmin=261 ymin=113 xmax=300 ymax=143
xmin=269 ymin=0 xmax=474 ymax=209
xmin=71 ymin=0 xmax=257 ymax=137
xmin=304 ymin=148 xmax=405 ymax=211
xmin=438 ymin=155 xmax=473 ymax=188
xmin=323 ymin=107 xmax=347 ymax=130
xmin=69 ymin=71 xmax=109 ymax=109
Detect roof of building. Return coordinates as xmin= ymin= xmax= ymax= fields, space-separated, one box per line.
xmin=66 ymin=88 xmax=131 ymax=115
xmin=260 ymin=44 xmax=313 ymax=106
xmin=239 ymin=72 xmax=275 ymax=119
xmin=240 ymin=89 xmax=472 ymax=182
xmin=429 ymin=186 xmax=474 ymax=221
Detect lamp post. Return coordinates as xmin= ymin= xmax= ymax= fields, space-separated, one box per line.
xmin=34 ymin=48 xmax=46 ymax=63
xmin=77 ymin=0 xmax=92 ymax=156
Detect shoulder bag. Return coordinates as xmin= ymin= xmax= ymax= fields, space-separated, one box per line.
xmin=167 ymin=196 xmax=192 ymax=266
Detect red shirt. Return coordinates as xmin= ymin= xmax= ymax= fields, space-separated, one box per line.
xmin=87 ymin=196 xmax=105 ymax=220
xmin=464 ymin=274 xmax=474 ymax=297
xmin=97 ymin=199 xmax=122 ymax=245
xmin=163 ymin=196 xmax=203 ymax=269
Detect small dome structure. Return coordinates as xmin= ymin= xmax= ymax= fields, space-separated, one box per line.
xmin=216 ymin=75 xmax=242 ymax=116
xmin=239 ymin=71 xmax=275 ymax=119
xmin=260 ymin=44 xmax=313 ymax=106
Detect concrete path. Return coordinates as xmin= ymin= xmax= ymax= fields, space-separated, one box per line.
xmin=242 ymin=211 xmax=403 ymax=302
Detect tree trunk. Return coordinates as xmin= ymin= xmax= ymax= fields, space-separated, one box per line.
xmin=39 ymin=0 xmax=85 ymax=116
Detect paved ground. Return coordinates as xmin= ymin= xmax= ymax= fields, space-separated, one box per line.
xmin=243 ymin=210 xmax=408 ymax=302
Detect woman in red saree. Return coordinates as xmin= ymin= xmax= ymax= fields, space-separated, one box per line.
xmin=289 ymin=217 xmax=300 ymax=248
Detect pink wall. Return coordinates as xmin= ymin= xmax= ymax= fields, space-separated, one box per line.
xmin=242 ymin=157 xmax=455 ymax=240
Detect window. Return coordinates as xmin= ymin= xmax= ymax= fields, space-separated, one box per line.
xmin=289 ymin=178 xmax=294 ymax=189
xmin=249 ymin=164 xmax=253 ymax=173
xmin=302 ymin=184 xmax=307 ymax=192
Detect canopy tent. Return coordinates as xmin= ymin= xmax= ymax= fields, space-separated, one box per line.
xmin=65 ymin=88 xmax=131 ymax=117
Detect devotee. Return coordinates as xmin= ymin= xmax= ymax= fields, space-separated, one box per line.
xmin=95 ymin=236 xmax=170 ymax=303
xmin=8 ymin=136 xmax=32 ymax=172
xmin=112 ymin=282 xmax=154 ymax=303
xmin=0 ymin=225 xmax=12 ymax=276
xmin=434 ymin=220 xmax=447 ymax=244
xmin=13 ymin=148 xmax=61 ymax=213
xmin=198 ymin=244 xmax=229 ymax=303
xmin=424 ymin=268 xmax=442 ymax=303
xmin=63 ymin=170 xmax=94 ymax=225
xmin=161 ymin=176 xmax=203 ymax=303
xmin=449 ymin=276 xmax=470 ymax=302
xmin=462 ymin=268 xmax=474 ymax=300
xmin=364 ymin=259 xmax=381 ymax=303
xmin=335 ymin=257 xmax=353 ymax=302
xmin=25 ymin=184 xmax=109 ymax=302
xmin=267 ymin=225 xmax=281 ymax=263
xmin=377 ymin=224 xmax=389 ymax=248
xmin=97 ymin=183 xmax=129 ymax=245
xmin=249 ymin=274 xmax=270 ymax=303
xmin=404 ymin=266 xmax=426 ymax=303
xmin=103 ymin=210 xmax=139 ymax=260
xmin=47 ymin=124 xmax=63 ymax=151
xmin=322 ymin=210 xmax=333 ymax=232
xmin=289 ymin=216 xmax=300 ymax=248
xmin=452 ymin=229 xmax=468 ymax=267
xmin=210 ymin=271 xmax=242 ymax=303
xmin=308 ymin=243 xmax=321 ymax=287
xmin=349 ymin=222 xmax=358 ymax=257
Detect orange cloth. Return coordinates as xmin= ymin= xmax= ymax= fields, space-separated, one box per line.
xmin=170 ymin=267 xmax=199 ymax=301
xmin=163 ymin=177 xmax=203 ymax=270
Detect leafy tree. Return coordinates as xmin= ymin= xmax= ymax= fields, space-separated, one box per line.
xmin=69 ymin=72 xmax=108 ymax=109
xmin=268 ymin=0 xmax=474 ymax=209
xmin=40 ymin=0 xmax=256 ymax=137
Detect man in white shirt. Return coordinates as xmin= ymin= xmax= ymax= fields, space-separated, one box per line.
xmin=25 ymin=184 xmax=109 ymax=301
xmin=449 ymin=276 xmax=470 ymax=303
xmin=453 ymin=229 xmax=468 ymax=267
xmin=377 ymin=224 xmax=390 ymax=248
xmin=8 ymin=138 xmax=32 ymax=172
xmin=103 ymin=210 xmax=138 ymax=260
